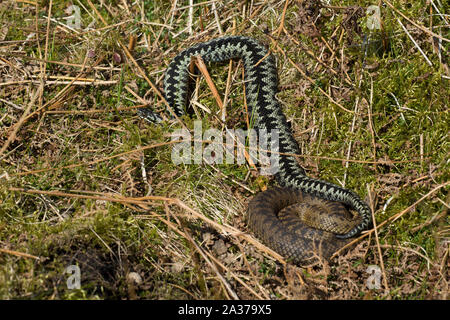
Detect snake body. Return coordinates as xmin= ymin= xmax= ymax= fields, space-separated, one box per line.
xmin=248 ymin=187 xmax=361 ymax=264
xmin=138 ymin=36 xmax=372 ymax=262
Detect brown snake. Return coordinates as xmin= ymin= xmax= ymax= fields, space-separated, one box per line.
xmin=248 ymin=187 xmax=362 ymax=265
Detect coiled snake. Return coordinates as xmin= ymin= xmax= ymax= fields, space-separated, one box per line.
xmin=138 ymin=36 xmax=372 ymax=264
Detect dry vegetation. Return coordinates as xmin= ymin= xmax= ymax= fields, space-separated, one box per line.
xmin=0 ymin=0 xmax=448 ymax=299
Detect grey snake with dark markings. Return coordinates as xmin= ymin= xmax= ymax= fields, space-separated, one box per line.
xmin=138 ymin=36 xmax=372 ymax=264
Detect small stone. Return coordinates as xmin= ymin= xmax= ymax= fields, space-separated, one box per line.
xmin=126 ymin=272 xmax=142 ymax=285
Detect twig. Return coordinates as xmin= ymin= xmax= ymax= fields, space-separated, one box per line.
xmin=41 ymin=0 xmax=53 ymax=107
xmin=334 ymin=181 xmax=450 ymax=254
xmin=193 ymin=56 xmax=223 ymax=109
xmin=174 ymin=199 xmax=286 ymax=264
xmin=368 ymin=77 xmax=377 ymax=172
xmin=0 ymin=79 xmax=118 ymax=86
xmin=11 ymin=140 xmax=179 ymax=177
xmin=8 ymin=134 xmax=429 ymax=177
xmin=18 ymin=52 xmax=100 ymax=125
xmin=0 ymin=248 xmax=40 ymax=260
xmin=44 ymin=105 xmax=144 ymax=115
xmin=187 ymin=0 xmax=193 ymax=35
xmin=192 ymin=55 xmax=258 ymax=171
xmin=0 ymin=88 xmax=40 ymax=159
xmin=119 ymin=41 xmax=188 ymax=131
xmin=382 ymin=0 xmax=449 ymax=42
xmin=184 ymin=228 xmax=239 ymax=299
xmin=273 ymin=0 xmax=290 ymax=37
xmin=342 ymin=65 xmax=364 ymax=186
xmin=367 ymin=184 xmax=389 ymax=292
xmin=173 ymin=0 xmax=219 ymax=12
xmin=201 ymin=245 xmax=266 ymax=299
xmin=211 ymin=1 xmax=223 ymax=34
xmin=7 ymin=186 xmax=286 ymax=265
xmin=273 ymin=42 xmax=354 ymax=114
xmin=396 ymin=17 xmax=433 ymax=66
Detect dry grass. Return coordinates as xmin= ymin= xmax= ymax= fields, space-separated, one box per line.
xmin=0 ymin=0 xmax=448 ymax=299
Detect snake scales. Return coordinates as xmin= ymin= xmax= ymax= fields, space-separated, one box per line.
xmin=138 ymin=36 xmax=372 ymax=264
xmin=248 ymin=187 xmax=361 ymax=264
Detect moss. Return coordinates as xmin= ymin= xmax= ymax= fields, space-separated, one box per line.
xmin=0 ymin=0 xmax=448 ymax=299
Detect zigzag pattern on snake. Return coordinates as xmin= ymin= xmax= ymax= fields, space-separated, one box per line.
xmin=138 ymin=36 xmax=372 ymax=262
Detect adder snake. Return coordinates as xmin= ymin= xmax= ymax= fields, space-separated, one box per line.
xmin=138 ymin=36 xmax=372 ymax=264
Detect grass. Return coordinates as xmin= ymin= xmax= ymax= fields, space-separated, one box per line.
xmin=0 ymin=0 xmax=448 ymax=299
